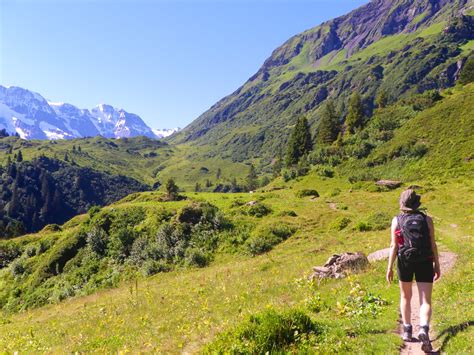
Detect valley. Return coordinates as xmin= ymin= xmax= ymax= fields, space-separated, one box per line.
xmin=0 ymin=0 xmax=473 ymax=352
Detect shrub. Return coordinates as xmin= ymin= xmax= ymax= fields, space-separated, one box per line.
xmin=108 ymin=227 xmax=136 ymax=262
xmin=354 ymin=212 xmax=391 ymax=232
xmin=296 ymin=189 xmax=319 ymax=198
xmin=278 ymin=210 xmax=297 ymax=217
xmin=25 ymin=245 xmax=37 ymax=257
xmin=245 ymin=224 xmax=296 ymax=256
xmin=10 ymin=259 xmax=25 ymax=277
xmin=88 ymin=205 xmax=102 ymax=217
xmin=185 ymin=248 xmax=211 ymax=267
xmin=245 ymin=203 xmax=272 ymax=218
xmin=330 ymin=217 xmax=351 ymax=231
xmin=205 ymin=308 xmax=320 ymax=354
xmin=141 ymin=260 xmax=170 ymax=276
xmin=86 ymin=227 xmax=109 ymax=255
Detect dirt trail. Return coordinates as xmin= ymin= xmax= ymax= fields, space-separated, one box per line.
xmin=368 ymin=249 xmax=457 ymax=354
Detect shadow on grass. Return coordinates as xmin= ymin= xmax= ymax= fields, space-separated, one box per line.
xmin=434 ymin=320 xmax=473 ymax=351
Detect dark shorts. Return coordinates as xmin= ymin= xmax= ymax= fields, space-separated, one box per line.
xmin=397 ymin=257 xmax=434 ymax=283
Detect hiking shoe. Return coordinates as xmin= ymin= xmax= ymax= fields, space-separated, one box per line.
xmin=418 ymin=325 xmax=432 ymax=353
xmin=401 ymin=324 xmax=413 ymax=341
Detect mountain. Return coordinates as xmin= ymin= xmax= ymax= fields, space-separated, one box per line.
xmin=152 ymin=127 xmax=180 ymax=138
xmin=0 ymin=85 xmax=158 ymax=140
xmin=170 ymin=0 xmax=474 ymax=164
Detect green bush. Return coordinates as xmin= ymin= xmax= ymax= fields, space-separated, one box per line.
xmin=354 ymin=212 xmax=391 ymax=232
xmin=10 ymin=259 xmax=26 ymax=277
xmin=278 ymin=210 xmax=297 ymax=217
xmin=86 ymin=227 xmax=109 ymax=255
xmin=245 ymin=224 xmax=296 ymax=256
xmin=296 ymin=189 xmax=319 ymax=198
xmin=330 ymin=217 xmax=351 ymax=231
xmin=244 ymin=203 xmax=272 ymax=218
xmin=185 ymin=248 xmax=211 ymax=267
xmin=204 ymin=308 xmax=320 ymax=354
xmin=141 ymin=260 xmax=170 ymax=276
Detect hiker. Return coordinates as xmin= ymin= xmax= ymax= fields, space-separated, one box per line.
xmin=386 ymin=189 xmax=441 ymax=352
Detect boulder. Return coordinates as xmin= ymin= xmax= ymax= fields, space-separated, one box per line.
xmin=375 ymin=180 xmax=401 ymax=189
xmin=309 ymin=252 xmax=369 ymax=281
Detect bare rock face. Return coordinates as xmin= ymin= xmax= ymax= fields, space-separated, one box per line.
xmin=310 ymin=252 xmax=369 ymax=280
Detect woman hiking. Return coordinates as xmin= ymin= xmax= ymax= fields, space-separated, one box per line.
xmin=386 ymin=189 xmax=441 ymax=353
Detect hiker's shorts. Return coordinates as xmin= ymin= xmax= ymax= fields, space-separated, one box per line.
xmin=397 ymin=257 xmax=434 ymax=283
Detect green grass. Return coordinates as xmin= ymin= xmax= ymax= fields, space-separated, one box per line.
xmin=0 ymin=172 xmax=472 ymax=353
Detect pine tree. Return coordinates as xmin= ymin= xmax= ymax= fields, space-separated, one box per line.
xmin=194 ymin=182 xmax=201 ymax=192
xmin=317 ymin=100 xmax=340 ymax=145
xmin=165 ymin=178 xmax=179 ymax=201
xmin=205 ymin=179 xmax=212 ymax=188
xmin=16 ymin=150 xmax=23 ymax=162
xmin=216 ymin=168 xmax=222 ymax=180
xmin=246 ymin=164 xmax=258 ymax=191
xmin=286 ymin=117 xmax=312 ymax=166
xmin=345 ymin=92 xmax=364 ymax=134
xmin=375 ymin=89 xmax=389 ymax=109
xmin=64 ymin=152 xmax=69 ymax=162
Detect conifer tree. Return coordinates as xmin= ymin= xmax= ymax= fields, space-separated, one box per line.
xmin=345 ymin=92 xmax=364 ymax=134
xmin=16 ymin=150 xmax=23 ymax=162
xmin=246 ymin=164 xmax=258 ymax=191
xmin=375 ymin=89 xmax=389 ymax=109
xmin=194 ymin=182 xmax=201 ymax=192
xmin=317 ymin=100 xmax=340 ymax=145
xmin=286 ymin=117 xmax=312 ymax=166
xmin=165 ymin=178 xmax=179 ymax=201
xmin=216 ymin=168 xmax=221 ymax=180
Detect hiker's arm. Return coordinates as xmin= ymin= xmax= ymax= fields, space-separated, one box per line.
xmin=386 ymin=217 xmax=398 ymax=284
xmin=427 ymin=216 xmax=441 ymax=281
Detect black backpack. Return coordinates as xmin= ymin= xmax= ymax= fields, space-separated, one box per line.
xmin=397 ymin=212 xmax=432 ymax=264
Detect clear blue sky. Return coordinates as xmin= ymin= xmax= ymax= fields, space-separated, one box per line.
xmin=0 ymin=0 xmax=367 ymax=129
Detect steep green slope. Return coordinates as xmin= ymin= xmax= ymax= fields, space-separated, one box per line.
xmin=170 ymin=0 xmax=474 ymax=167
xmin=361 ymin=83 xmax=474 ymax=178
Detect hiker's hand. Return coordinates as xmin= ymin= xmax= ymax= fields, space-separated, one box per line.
xmin=386 ymin=268 xmax=393 ymax=284
xmin=434 ymin=265 xmax=441 ymax=281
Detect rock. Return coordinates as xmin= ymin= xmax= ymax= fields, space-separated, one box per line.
xmin=376 ymin=180 xmax=402 ymax=189
xmin=309 ymin=252 xmax=369 ymax=280
xmin=367 ymin=248 xmax=390 ymax=262
xmin=313 ymin=266 xmax=331 ymax=273
xmin=324 ymin=254 xmax=340 ymax=267
xmin=245 ymin=201 xmax=258 ymax=206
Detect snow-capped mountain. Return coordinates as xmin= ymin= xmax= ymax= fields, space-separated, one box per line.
xmin=0 ymin=85 xmax=161 ymax=140
xmin=152 ymin=127 xmax=180 ymax=138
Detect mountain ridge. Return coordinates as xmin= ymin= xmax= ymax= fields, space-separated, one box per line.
xmin=0 ymin=85 xmax=162 ymax=140
xmin=170 ymin=0 xmax=474 ymax=166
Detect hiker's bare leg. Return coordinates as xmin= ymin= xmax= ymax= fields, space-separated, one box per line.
xmin=417 ymin=282 xmax=433 ymax=325
xmin=399 ymin=281 xmax=412 ymax=325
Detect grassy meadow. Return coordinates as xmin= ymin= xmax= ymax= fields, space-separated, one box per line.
xmin=0 ymin=172 xmax=472 ymax=353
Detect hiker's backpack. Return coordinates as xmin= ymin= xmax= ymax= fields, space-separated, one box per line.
xmin=397 ymin=212 xmax=432 ymax=264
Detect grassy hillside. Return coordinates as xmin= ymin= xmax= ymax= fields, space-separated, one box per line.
xmin=0 ymin=173 xmax=472 ymax=353
xmin=338 ymin=83 xmax=474 ymax=180
xmin=169 ymin=1 xmax=474 ymax=168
